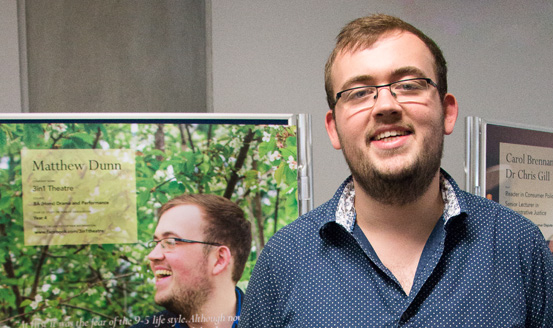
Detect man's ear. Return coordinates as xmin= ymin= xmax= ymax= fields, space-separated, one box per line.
xmin=210 ymin=246 xmax=232 ymax=276
xmin=442 ymin=93 xmax=458 ymax=135
xmin=325 ymin=110 xmax=342 ymax=150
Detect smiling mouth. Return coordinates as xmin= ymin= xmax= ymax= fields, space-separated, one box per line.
xmin=155 ymin=270 xmax=173 ymax=280
xmin=372 ymin=130 xmax=410 ymax=142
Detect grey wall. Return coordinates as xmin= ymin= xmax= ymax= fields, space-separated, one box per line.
xmin=0 ymin=0 xmax=22 ymax=113
xmin=25 ymin=0 xmax=206 ymax=113
xmin=210 ymin=1 xmax=553 ymax=206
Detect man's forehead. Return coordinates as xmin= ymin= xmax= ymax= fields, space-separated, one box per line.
xmin=155 ymin=204 xmax=206 ymax=237
xmin=338 ymin=29 xmax=405 ymax=55
xmin=332 ymin=31 xmax=436 ymax=88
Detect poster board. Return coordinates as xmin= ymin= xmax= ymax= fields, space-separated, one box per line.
xmin=466 ymin=116 xmax=553 ymax=250
xmin=0 ymin=112 xmax=313 ymax=327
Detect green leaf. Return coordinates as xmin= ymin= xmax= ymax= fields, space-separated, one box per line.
xmin=286 ymin=136 xmax=297 ymax=147
xmin=137 ymin=190 xmax=151 ymax=206
xmin=275 ymin=162 xmax=285 ymax=185
xmin=280 ymin=147 xmax=296 ymax=160
xmin=0 ymin=288 xmax=16 ymax=308
xmin=71 ymin=132 xmax=96 ymax=145
xmin=0 ymin=127 xmax=6 ymax=148
xmin=20 ymin=299 xmax=32 ymax=307
xmin=101 ymin=244 xmax=115 ymax=252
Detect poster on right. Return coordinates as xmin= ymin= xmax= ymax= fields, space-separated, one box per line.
xmin=466 ymin=117 xmax=553 ymax=251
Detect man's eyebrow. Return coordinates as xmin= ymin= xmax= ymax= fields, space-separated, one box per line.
xmin=340 ymin=74 xmax=375 ymax=91
xmin=391 ymin=66 xmax=428 ymax=79
xmin=153 ymin=231 xmax=179 ymax=239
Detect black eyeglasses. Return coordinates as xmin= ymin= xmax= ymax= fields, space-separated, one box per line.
xmin=147 ymin=237 xmax=223 ymax=251
xmin=335 ymin=78 xmax=438 ymax=111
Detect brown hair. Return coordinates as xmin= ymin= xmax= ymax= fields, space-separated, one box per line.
xmin=325 ymin=14 xmax=448 ymax=110
xmin=158 ymin=194 xmax=252 ymax=283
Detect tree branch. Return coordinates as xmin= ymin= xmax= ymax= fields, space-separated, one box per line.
xmin=155 ymin=124 xmax=165 ymax=161
xmin=273 ymin=188 xmax=281 ymax=236
xmin=30 ymin=245 xmax=49 ymax=300
xmin=59 ymin=303 xmax=114 ymax=320
xmin=252 ymin=192 xmax=265 ymax=251
xmin=91 ymin=126 xmax=101 ymax=149
xmin=185 ymin=124 xmax=196 ymax=153
xmin=224 ymin=129 xmax=255 ymax=199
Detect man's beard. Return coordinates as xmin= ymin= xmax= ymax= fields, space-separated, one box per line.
xmin=340 ymin=123 xmax=444 ymax=206
xmin=156 ymin=266 xmax=213 ymax=320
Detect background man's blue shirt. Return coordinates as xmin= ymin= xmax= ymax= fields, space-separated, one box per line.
xmin=240 ymin=170 xmax=553 ymax=327
xmin=131 ymin=287 xmax=243 ymax=328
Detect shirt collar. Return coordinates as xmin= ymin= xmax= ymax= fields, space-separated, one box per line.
xmin=335 ymin=170 xmax=462 ymax=233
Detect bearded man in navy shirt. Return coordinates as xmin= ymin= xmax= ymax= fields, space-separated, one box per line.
xmin=132 ymin=194 xmax=250 ymax=328
xmin=240 ymin=14 xmax=553 ymax=327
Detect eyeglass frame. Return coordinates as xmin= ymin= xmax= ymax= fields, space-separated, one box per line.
xmin=334 ymin=77 xmax=438 ymax=109
xmin=147 ymin=237 xmax=223 ymax=251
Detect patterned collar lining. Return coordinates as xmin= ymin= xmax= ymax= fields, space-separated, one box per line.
xmin=335 ymin=173 xmax=461 ymax=233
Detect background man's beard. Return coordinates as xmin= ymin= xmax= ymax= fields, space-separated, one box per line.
xmin=343 ymin=136 xmax=443 ymax=206
xmin=158 ymin=278 xmax=213 ymax=321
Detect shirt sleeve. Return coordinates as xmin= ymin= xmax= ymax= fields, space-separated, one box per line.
xmin=525 ymin=228 xmax=553 ymax=327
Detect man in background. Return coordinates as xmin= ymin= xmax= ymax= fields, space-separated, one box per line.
xmin=240 ymin=14 xmax=553 ymax=327
xmin=132 ymin=194 xmax=251 ymax=328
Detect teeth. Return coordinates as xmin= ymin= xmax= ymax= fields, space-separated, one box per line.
xmin=155 ymin=270 xmax=173 ymax=277
xmin=374 ymin=130 xmax=407 ymax=141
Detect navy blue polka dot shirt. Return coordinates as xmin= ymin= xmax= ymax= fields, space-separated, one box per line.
xmin=240 ymin=170 xmax=553 ymax=327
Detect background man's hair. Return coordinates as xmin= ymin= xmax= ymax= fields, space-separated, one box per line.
xmin=325 ymin=13 xmax=448 ymax=110
xmin=158 ymin=194 xmax=252 ymax=283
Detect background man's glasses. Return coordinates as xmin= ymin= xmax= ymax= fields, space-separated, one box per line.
xmin=335 ymin=78 xmax=438 ymax=112
xmin=147 ymin=237 xmax=222 ymax=251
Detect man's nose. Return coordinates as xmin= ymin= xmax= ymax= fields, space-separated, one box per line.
xmin=371 ymin=87 xmax=402 ymax=117
xmin=147 ymin=243 xmax=165 ymax=261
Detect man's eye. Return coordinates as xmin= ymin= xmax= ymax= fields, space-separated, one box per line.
xmin=165 ymin=239 xmax=177 ymax=246
xmin=348 ymin=88 xmax=374 ymax=100
xmin=396 ymin=82 xmax=424 ymax=91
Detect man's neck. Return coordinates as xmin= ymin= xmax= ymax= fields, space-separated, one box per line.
xmin=186 ymin=284 xmax=238 ymax=328
xmin=354 ymin=171 xmax=444 ymax=230
xmin=354 ymin=171 xmax=444 ymax=295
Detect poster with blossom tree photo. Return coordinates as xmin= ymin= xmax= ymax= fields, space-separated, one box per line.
xmin=0 ymin=113 xmax=312 ymax=327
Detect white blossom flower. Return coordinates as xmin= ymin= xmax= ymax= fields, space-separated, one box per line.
xmin=287 ymin=156 xmax=297 ymax=170
xmin=99 ymin=140 xmax=110 ymax=149
xmin=41 ymin=284 xmax=51 ymax=292
xmin=85 ymin=288 xmax=97 ymax=296
xmin=52 ymin=288 xmax=61 ymax=295
xmin=153 ymin=169 xmax=166 ymax=180
xmin=51 ymin=123 xmax=67 ymax=133
xmin=0 ymin=156 xmax=9 ymax=170
xmin=262 ymin=131 xmax=271 ymax=142
xmin=268 ymin=151 xmax=281 ymax=162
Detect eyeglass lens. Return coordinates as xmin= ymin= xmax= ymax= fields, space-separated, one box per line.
xmin=338 ymin=79 xmax=433 ymax=111
xmin=148 ymin=239 xmax=177 ymax=250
